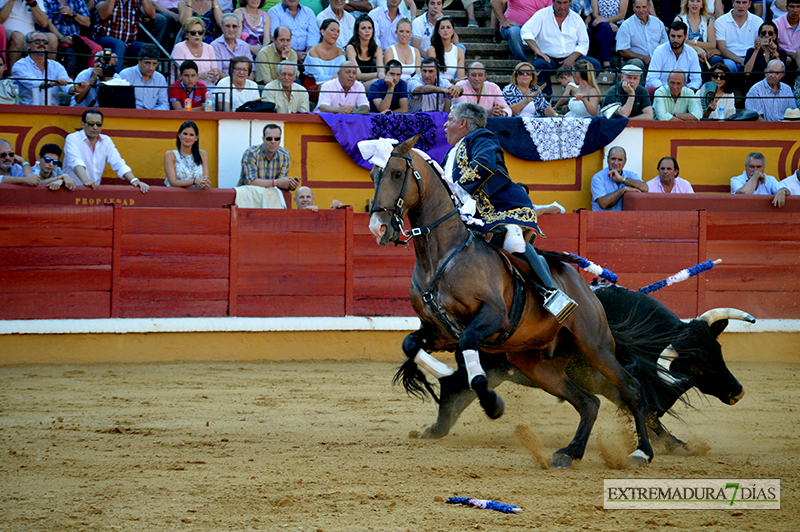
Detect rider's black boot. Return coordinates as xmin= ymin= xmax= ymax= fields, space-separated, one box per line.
xmin=516 ymin=244 xmax=578 ymax=323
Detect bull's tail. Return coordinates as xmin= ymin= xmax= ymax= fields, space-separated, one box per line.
xmin=393 ymin=358 xmax=441 ymax=403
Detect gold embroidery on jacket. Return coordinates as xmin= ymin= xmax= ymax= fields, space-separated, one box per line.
xmin=455 ymin=142 xmax=481 ymax=183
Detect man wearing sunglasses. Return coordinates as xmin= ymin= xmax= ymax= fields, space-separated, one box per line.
xmin=10 ymin=30 xmax=73 ymax=105
xmin=63 ymin=109 xmax=149 ymax=192
xmin=31 ymin=143 xmax=76 ymax=191
xmin=238 ymin=123 xmax=299 ymax=195
xmin=0 ymin=138 xmax=36 ymax=185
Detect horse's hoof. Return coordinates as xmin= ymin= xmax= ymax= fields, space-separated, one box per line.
xmin=627 ymin=449 xmax=651 ymax=468
xmin=549 ymin=453 xmax=573 ymax=469
xmin=420 ymin=425 xmax=447 ymax=439
xmin=479 ymin=391 xmax=505 ymax=420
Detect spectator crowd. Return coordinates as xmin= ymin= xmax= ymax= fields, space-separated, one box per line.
xmin=1 ymin=0 xmax=798 ymax=118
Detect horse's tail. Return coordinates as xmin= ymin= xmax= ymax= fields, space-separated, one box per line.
xmin=392 ymin=358 xmax=441 ymax=404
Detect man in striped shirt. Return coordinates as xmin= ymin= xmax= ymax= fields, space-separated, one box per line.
xmin=745 ymin=59 xmax=796 ymax=122
xmin=238 ymin=124 xmax=299 ymax=191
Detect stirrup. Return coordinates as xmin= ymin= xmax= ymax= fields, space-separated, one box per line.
xmin=543 ymin=289 xmax=578 ymax=323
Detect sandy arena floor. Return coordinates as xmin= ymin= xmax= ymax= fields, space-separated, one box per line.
xmin=0 ymin=360 xmax=797 ymax=531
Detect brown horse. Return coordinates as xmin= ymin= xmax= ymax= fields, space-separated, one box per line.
xmin=368 ymin=135 xmax=654 ymax=468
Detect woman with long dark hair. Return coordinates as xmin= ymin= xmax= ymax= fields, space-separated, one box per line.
xmin=701 ymin=63 xmax=735 ymax=120
xmin=304 ymin=19 xmax=346 ymax=84
xmin=165 ymin=121 xmax=210 ymax=189
xmin=345 ymin=14 xmax=384 ymax=89
xmin=426 ymin=16 xmax=464 ymax=82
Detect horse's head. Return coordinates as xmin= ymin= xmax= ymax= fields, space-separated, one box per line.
xmin=368 ymin=134 xmax=421 ymax=245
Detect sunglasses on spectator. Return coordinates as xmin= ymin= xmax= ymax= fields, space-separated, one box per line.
xmin=84 ymin=121 xmax=103 ymax=127
xmin=760 ymin=31 xmax=775 ymax=36
xmin=0 ymin=152 xmax=14 ymax=159
xmin=264 ymin=137 xmax=281 ymax=142
xmin=42 ymin=157 xmax=60 ymax=165
xmin=517 ymin=71 xmax=533 ymax=76
xmin=28 ymin=39 xmax=48 ymax=45
xmin=187 ymin=30 xmax=205 ymax=36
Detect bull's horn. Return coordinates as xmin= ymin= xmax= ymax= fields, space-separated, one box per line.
xmin=657 ymin=345 xmax=681 ymax=387
xmin=698 ymin=308 xmax=756 ymax=325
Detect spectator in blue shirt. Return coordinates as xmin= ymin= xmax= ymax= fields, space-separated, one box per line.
xmin=591 ymin=146 xmax=648 ymax=211
xmin=119 ymin=44 xmax=169 ymax=110
xmin=368 ymin=59 xmax=408 ymax=112
xmin=267 ymin=0 xmax=320 ymax=61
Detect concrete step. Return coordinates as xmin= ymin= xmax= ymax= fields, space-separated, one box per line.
xmin=443 ymin=6 xmax=493 ymax=24
xmin=455 ymin=27 xmax=498 ymax=43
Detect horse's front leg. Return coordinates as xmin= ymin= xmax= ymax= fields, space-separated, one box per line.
xmin=458 ymin=305 xmax=506 ymax=420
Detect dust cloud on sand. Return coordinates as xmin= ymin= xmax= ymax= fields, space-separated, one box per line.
xmin=0 ymin=361 xmax=798 ymax=531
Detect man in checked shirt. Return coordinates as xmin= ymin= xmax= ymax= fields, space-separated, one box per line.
xmin=238 ymin=124 xmax=300 ymax=192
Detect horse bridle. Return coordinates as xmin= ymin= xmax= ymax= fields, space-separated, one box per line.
xmin=369 ymin=151 xmax=459 ymax=243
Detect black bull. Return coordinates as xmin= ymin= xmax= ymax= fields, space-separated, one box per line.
xmin=407 ymin=283 xmax=754 ymax=454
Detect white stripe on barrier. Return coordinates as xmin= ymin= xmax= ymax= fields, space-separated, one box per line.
xmin=0 ymin=317 xmax=796 ymax=336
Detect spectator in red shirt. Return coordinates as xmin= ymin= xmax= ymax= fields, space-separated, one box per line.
xmin=168 ymin=60 xmax=208 ymax=110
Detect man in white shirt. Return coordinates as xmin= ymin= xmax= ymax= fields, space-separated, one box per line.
xmin=11 ymin=30 xmax=72 ymax=105
xmin=411 ymin=0 xmax=443 ymax=51
xmin=715 ymin=0 xmax=763 ymax=72
xmin=730 ymin=152 xmax=779 ymax=195
xmin=315 ymin=61 xmax=369 ymax=113
xmin=63 ymin=109 xmax=149 ymax=192
xmin=369 ymin=0 xmax=403 ymax=49
xmin=615 ymin=0 xmax=667 ymax=73
xmin=772 ymin=168 xmax=800 ymax=208
xmin=646 ymin=21 xmax=703 ymax=91
xmin=316 ymin=0 xmax=354 ymax=49
xmin=520 ymin=0 xmax=600 ymax=94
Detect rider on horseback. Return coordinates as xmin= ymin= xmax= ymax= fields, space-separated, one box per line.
xmin=443 ymin=102 xmax=578 ymax=323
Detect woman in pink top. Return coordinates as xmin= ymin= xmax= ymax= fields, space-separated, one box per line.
xmin=172 ymin=17 xmax=225 ymax=85
xmin=493 ymin=0 xmax=552 ymax=62
xmin=646 ymin=157 xmax=695 ymax=193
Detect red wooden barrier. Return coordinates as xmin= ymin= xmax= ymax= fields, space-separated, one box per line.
xmin=1 ymin=206 xmax=798 ymax=320
xmin=623 ymin=193 xmax=800 ymax=212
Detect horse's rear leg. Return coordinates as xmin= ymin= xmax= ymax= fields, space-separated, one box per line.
xmin=507 ymin=353 xmax=600 ymax=468
xmin=458 ymin=305 xmax=507 ymax=420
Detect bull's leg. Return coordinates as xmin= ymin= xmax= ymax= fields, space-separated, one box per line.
xmin=573 ymin=333 xmax=654 ymax=466
xmin=507 ymin=353 xmax=600 ymax=469
xmin=648 ymin=415 xmax=692 ymax=455
xmin=458 ymin=305 xmax=507 ymax=419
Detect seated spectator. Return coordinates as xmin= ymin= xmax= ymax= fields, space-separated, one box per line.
xmin=646 ymin=21 xmax=703 ymax=92
xmin=238 ymin=123 xmax=299 ymax=189
xmin=263 ymin=60 xmax=310 ymax=112
xmin=120 ymin=44 xmax=169 ymax=111
xmin=346 ymin=14 xmax=384 ymax=89
xmin=212 ymin=14 xmax=253 ymax=74
xmin=303 ymin=18 xmax=346 ymax=85
xmin=2 ymin=0 xmax=57 ymax=70
xmin=615 ymin=0 xmax=667 ymax=75
xmin=565 ymin=60 xmax=600 ymax=117
xmin=93 ymin=0 xmax=164 ymax=73
xmin=165 ymin=121 xmax=210 ymax=188
xmin=255 ymin=26 xmax=297 ymax=84
xmin=412 ymin=0 xmax=447 ymax=52
xmin=701 ymin=63 xmax=736 ymax=119
xmin=602 ymin=62 xmax=653 ymax=119
xmin=214 ymin=56 xmax=261 ymax=110
xmin=745 ymin=59 xmax=795 ymax=121
xmin=520 ymin=0 xmax=601 ymax=95
xmin=315 ymin=60 xmax=369 ymax=113
xmin=368 ymin=59 xmax=408 ymax=112
xmin=426 ymin=16 xmax=464 ymax=83
xmin=316 ymin=0 xmax=354 ymax=49
xmin=293 ymin=185 xmax=345 ymax=211
xmin=452 ymin=61 xmax=511 ymax=116
xmin=172 ymin=17 xmax=224 ymax=85
xmin=502 ymin=61 xmax=557 ymax=117
xmin=731 ymin=151 xmax=779 ymax=194
xmin=647 ymin=156 xmax=694 ymax=193
xmin=552 ymin=64 xmax=579 ymax=113
xmin=63 ymin=109 xmax=149 ymax=192
xmin=11 ymin=31 xmax=72 ymax=105
xmin=0 ymin=54 xmax=20 ymax=104
xmin=44 ymin=0 xmax=101 ymax=76
xmin=675 ymin=0 xmax=719 ymax=68
xmin=591 ymin=146 xmax=648 ymax=211
xmin=772 ymin=166 xmax=799 ymax=208
xmin=71 ymin=50 xmax=121 ymax=107
xmin=0 ymin=137 xmax=35 ymax=184
xmin=178 ymin=0 xmax=223 ymax=44
xmin=267 ymin=0 xmax=320 ymax=62
xmin=715 ymin=0 xmax=763 ymax=73
xmin=169 ymin=60 xmax=208 ymax=110
xmin=384 ymin=18 xmax=420 ymax=81
xmin=743 ymin=22 xmax=788 ymax=90
xmin=775 ymin=0 xmax=799 ymax=70
xmin=31 ymin=143 xmax=76 ymax=190
xmin=492 ymin=0 xmax=552 ymax=63
xmin=588 ymin=0 xmax=628 ymax=69
xmin=235 ymin=0 xmax=270 ymax=55
xmin=406 ymin=56 xmax=462 ymax=112
xmin=368 ymin=0 xmax=403 ymax=49
xmin=653 ymin=70 xmax=702 ymax=121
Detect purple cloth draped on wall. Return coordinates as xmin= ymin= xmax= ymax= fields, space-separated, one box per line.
xmin=319 ymin=111 xmax=449 ymax=169
xmin=319 ymin=113 xmax=629 ymax=169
